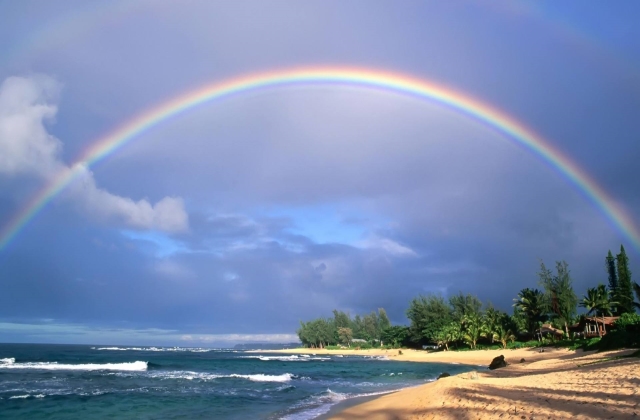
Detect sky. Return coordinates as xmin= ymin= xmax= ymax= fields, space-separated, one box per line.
xmin=0 ymin=0 xmax=639 ymax=347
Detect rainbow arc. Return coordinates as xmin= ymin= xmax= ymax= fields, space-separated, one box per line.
xmin=1 ymin=67 xmax=638 ymax=251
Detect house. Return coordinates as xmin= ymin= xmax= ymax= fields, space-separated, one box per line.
xmin=570 ymin=316 xmax=619 ymax=338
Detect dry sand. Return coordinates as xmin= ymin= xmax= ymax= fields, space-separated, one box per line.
xmin=261 ymin=347 xmax=640 ymax=419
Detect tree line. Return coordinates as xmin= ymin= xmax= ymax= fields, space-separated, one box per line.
xmin=297 ymin=245 xmax=640 ymax=350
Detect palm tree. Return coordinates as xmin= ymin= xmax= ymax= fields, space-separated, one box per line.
xmin=513 ymin=288 xmax=545 ymax=336
xmin=482 ymin=305 xmax=502 ymax=343
xmin=493 ymin=326 xmax=515 ymax=349
xmin=435 ymin=323 xmax=461 ymax=351
xmin=462 ymin=314 xmax=482 ymax=349
xmin=580 ymin=284 xmax=616 ymax=337
xmin=580 ymin=286 xmax=603 ymax=337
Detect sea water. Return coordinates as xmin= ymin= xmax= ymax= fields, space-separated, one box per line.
xmin=0 ymin=344 xmax=474 ymax=419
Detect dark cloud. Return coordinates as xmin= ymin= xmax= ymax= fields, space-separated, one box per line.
xmin=0 ymin=0 xmax=639 ymax=345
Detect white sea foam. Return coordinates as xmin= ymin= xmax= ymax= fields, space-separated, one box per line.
xmin=147 ymin=370 xmax=296 ymax=382
xmin=280 ymin=388 xmax=395 ymax=420
xmin=258 ymin=355 xmax=303 ymax=362
xmin=95 ymin=346 xmax=211 ymax=353
xmin=229 ymin=373 xmax=294 ymax=382
xmin=0 ymin=360 xmax=148 ymax=371
xmin=0 ymin=357 xmax=15 ymax=364
xmin=8 ymin=394 xmax=47 ymax=399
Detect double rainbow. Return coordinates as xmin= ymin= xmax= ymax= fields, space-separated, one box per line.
xmin=1 ymin=67 xmax=637 ymax=251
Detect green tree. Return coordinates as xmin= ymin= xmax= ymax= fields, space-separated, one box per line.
xmin=461 ymin=313 xmax=482 ymax=349
xmin=606 ymin=250 xmax=619 ymax=313
xmin=493 ymin=325 xmax=515 ymax=349
xmin=377 ymin=308 xmax=391 ymax=332
xmin=511 ymin=307 xmax=528 ymax=334
xmin=363 ymin=311 xmax=380 ymax=342
xmin=352 ymin=315 xmax=365 ymax=339
xmin=434 ymin=322 xmax=461 ymax=351
xmin=332 ymin=310 xmax=351 ymax=329
xmin=538 ymin=260 xmax=578 ymax=336
xmin=297 ymin=319 xmax=335 ymax=348
xmin=406 ymin=295 xmax=452 ymax=344
xmin=616 ymin=245 xmax=634 ymax=314
xmin=634 ymin=282 xmax=640 ymax=310
xmin=482 ymin=304 xmax=503 ymax=343
xmin=337 ymin=327 xmax=353 ymax=347
xmin=380 ymin=326 xmax=409 ymax=348
xmin=580 ymin=284 xmax=615 ymax=338
xmin=513 ymin=288 xmax=545 ymax=335
xmin=449 ymin=292 xmax=482 ymax=323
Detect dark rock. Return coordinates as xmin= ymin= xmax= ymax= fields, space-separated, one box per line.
xmin=437 ymin=372 xmax=451 ymax=380
xmin=488 ymin=355 xmax=508 ymax=370
xmin=520 ymin=358 xmax=526 ymax=363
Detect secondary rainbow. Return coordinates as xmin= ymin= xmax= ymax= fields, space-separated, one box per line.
xmin=1 ymin=67 xmax=638 ymax=251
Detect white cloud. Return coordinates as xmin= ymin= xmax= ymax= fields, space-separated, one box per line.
xmin=0 ymin=76 xmax=63 ymax=177
xmin=0 ymin=321 xmax=298 ymax=346
xmin=357 ymin=235 xmax=418 ymax=257
xmin=180 ymin=333 xmax=299 ymax=344
xmin=0 ymin=76 xmax=188 ymax=233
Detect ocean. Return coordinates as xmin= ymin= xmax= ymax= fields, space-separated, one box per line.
xmin=0 ymin=344 xmax=475 ymax=419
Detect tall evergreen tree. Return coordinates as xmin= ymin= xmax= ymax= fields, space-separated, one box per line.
xmin=616 ymin=245 xmax=634 ymax=314
xmin=606 ymin=250 xmax=619 ymax=314
xmin=377 ymin=308 xmax=391 ymax=332
xmin=406 ymin=294 xmax=452 ymax=344
xmin=537 ymin=260 xmax=578 ymax=336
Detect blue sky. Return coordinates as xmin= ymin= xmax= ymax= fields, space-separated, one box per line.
xmin=0 ymin=0 xmax=639 ymax=346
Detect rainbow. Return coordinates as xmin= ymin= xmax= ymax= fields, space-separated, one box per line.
xmin=1 ymin=67 xmax=638 ymax=251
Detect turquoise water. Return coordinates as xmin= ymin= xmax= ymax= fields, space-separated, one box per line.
xmin=0 ymin=344 xmax=475 ymax=419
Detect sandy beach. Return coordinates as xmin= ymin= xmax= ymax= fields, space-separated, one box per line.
xmin=260 ymin=347 xmax=640 ymax=419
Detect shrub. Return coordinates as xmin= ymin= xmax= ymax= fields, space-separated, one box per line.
xmin=614 ymin=313 xmax=640 ymax=332
xmin=595 ymin=330 xmax=640 ymax=350
xmin=582 ymin=337 xmax=601 ymax=351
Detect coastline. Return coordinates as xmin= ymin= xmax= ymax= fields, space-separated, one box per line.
xmin=250 ymin=346 xmax=579 ymax=366
xmin=254 ymin=347 xmax=640 ymax=419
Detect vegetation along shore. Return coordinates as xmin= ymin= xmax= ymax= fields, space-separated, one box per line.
xmin=285 ymin=246 xmax=640 ymax=419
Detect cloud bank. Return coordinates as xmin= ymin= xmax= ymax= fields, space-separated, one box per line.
xmin=0 ymin=76 xmax=188 ymax=232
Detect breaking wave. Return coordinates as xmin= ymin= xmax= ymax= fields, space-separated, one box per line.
xmin=280 ymin=388 xmax=395 ymax=420
xmin=241 ymin=355 xmax=330 ymax=362
xmin=93 ymin=346 xmax=212 ymax=353
xmin=0 ymin=358 xmax=148 ymax=371
xmin=147 ymin=370 xmax=297 ymax=382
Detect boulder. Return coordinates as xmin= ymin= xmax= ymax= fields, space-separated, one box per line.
xmin=488 ymin=355 xmax=508 ymax=370
xmin=520 ymin=358 xmax=526 ymax=363
xmin=437 ymin=372 xmax=451 ymax=380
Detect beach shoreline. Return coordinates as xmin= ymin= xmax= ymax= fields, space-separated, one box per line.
xmin=253 ymin=347 xmax=640 ymax=419
xmin=249 ymin=346 xmax=576 ymax=366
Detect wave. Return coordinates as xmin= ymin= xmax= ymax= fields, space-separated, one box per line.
xmin=146 ymin=370 xmax=297 ymax=382
xmin=280 ymin=388 xmax=395 ymax=420
xmin=241 ymin=355 xmax=330 ymax=362
xmin=93 ymin=346 xmax=212 ymax=353
xmin=229 ymin=373 xmax=294 ymax=382
xmin=0 ymin=358 xmax=148 ymax=371
xmin=8 ymin=394 xmax=46 ymax=399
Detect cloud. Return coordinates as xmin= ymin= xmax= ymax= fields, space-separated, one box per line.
xmin=0 ymin=75 xmax=188 ymax=233
xmin=0 ymin=320 xmax=297 ymax=346
xmin=357 ymin=235 xmax=418 ymax=257
xmin=0 ymin=76 xmax=63 ymax=177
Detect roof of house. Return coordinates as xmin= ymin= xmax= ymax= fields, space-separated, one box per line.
xmin=585 ymin=316 xmax=619 ymax=325
xmin=569 ymin=316 xmax=620 ymax=329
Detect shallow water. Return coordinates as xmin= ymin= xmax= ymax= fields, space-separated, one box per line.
xmin=0 ymin=344 xmax=474 ymax=419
